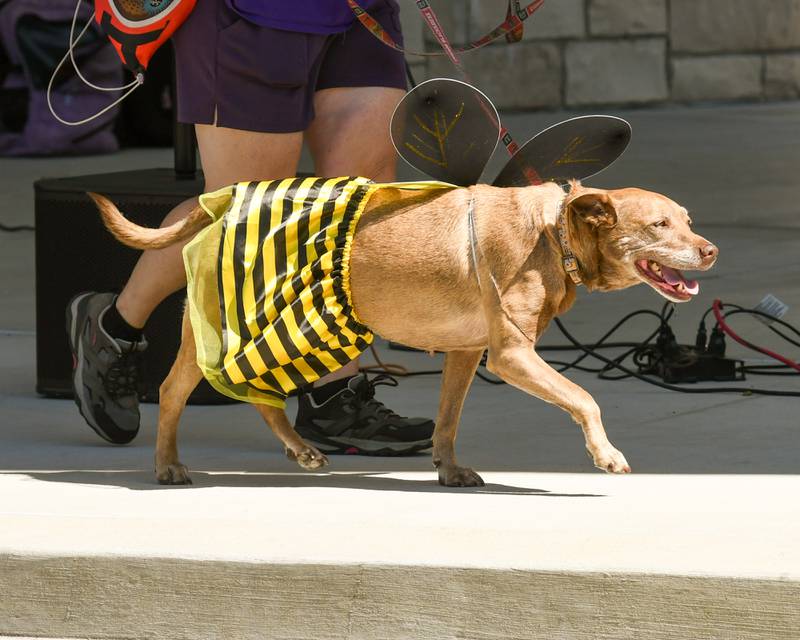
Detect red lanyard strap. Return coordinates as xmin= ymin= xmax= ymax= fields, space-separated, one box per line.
xmin=411 ymin=0 xmax=544 ymax=184
xmin=346 ymin=0 xmax=544 ymax=57
xmin=504 ymin=1 xmax=525 ymax=43
xmin=349 ymin=0 xmax=545 ymax=185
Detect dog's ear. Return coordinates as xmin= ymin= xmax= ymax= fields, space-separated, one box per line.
xmin=568 ymin=192 xmax=617 ymax=229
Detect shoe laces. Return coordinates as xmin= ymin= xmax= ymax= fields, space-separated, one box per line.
xmin=348 ymin=373 xmax=401 ymax=421
xmin=103 ymin=345 xmax=141 ymax=399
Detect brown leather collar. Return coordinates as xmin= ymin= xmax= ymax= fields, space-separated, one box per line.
xmin=555 ymin=197 xmax=582 ymax=285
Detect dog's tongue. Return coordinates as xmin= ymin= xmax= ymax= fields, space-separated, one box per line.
xmin=661 ymin=265 xmax=699 ymax=294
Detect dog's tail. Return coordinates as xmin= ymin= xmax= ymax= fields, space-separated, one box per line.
xmin=87 ymin=192 xmax=212 ymax=250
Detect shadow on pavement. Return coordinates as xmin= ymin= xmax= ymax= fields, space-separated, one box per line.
xmin=8 ymin=470 xmax=605 ymax=497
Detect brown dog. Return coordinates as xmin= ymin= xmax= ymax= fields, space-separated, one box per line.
xmin=90 ymin=180 xmax=717 ymax=486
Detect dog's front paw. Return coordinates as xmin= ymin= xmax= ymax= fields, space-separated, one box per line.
xmin=155 ymin=462 xmax=193 ymax=485
xmin=286 ymin=445 xmax=329 ymax=470
xmin=588 ymin=444 xmax=631 ymax=474
xmin=438 ymin=465 xmax=485 ymax=487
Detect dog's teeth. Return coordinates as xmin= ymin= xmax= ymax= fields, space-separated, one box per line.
xmin=649 ymin=261 xmax=661 ymax=273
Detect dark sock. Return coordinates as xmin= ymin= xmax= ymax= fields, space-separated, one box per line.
xmin=310 ymin=376 xmax=355 ymax=404
xmin=102 ymin=302 xmax=143 ymax=343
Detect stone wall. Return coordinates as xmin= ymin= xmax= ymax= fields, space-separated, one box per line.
xmin=397 ymin=0 xmax=800 ymax=109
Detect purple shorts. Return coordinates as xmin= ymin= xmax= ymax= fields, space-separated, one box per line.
xmin=173 ymin=0 xmax=406 ymax=133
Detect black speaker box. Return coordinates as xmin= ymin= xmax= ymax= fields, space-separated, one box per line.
xmin=35 ymin=167 xmax=232 ymax=404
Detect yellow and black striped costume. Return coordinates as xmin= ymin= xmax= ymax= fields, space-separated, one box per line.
xmin=183 ymin=176 xmax=453 ymax=408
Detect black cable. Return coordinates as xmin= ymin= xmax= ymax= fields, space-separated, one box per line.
xmin=721 ymin=308 xmax=800 ymax=349
xmin=364 ymin=364 xmax=506 ymax=384
xmin=404 ymin=60 xmax=417 ymax=89
xmin=743 ymin=364 xmax=797 ymax=370
xmin=562 ymin=304 xmax=674 ymax=379
xmin=553 ymin=317 xmax=800 ymax=397
xmin=550 ymin=305 xmax=673 ymax=376
xmin=742 ymin=364 xmax=800 ymax=376
xmin=379 ymin=303 xmax=674 ymax=381
xmin=360 ymin=367 xmax=441 ymax=377
xmin=701 ymin=302 xmax=800 ymax=348
xmin=475 ymin=370 xmax=504 ymax=385
xmin=765 ymin=326 xmax=800 ymax=350
xmin=0 ymin=222 xmax=34 ymax=232
xmin=744 ymin=364 xmax=794 ymax=369
xmin=375 ymin=302 xmax=798 ymax=395
xmin=542 ymin=360 xmax=606 ymax=374
xmin=538 ymin=341 xmax=644 ymax=351
xmin=743 ymin=369 xmax=800 ymax=376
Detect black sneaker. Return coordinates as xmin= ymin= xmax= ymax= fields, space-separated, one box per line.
xmin=66 ymin=292 xmax=147 ymax=444
xmin=294 ymin=374 xmax=434 ymax=456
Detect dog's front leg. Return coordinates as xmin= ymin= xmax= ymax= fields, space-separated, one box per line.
xmin=433 ymin=350 xmax=485 ymax=487
xmin=487 ymin=344 xmax=631 ymax=474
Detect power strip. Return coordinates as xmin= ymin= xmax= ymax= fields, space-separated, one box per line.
xmin=637 ymin=344 xmax=743 ymax=383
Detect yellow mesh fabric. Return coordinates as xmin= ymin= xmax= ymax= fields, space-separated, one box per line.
xmin=183 ymin=177 xmax=454 ymax=407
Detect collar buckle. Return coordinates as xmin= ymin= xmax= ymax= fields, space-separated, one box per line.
xmin=562 ymin=256 xmax=582 ymax=284
xmin=556 ymin=197 xmax=583 ymax=285
xmin=562 ymin=255 xmax=579 ymax=273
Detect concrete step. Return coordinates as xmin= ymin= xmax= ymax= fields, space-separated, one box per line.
xmin=1 ymin=471 xmax=799 ymax=639
xmin=4 ymin=556 xmax=799 ymax=640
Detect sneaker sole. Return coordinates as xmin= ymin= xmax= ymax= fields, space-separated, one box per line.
xmin=66 ymin=292 xmax=130 ymax=445
xmin=296 ymin=432 xmax=432 ymax=457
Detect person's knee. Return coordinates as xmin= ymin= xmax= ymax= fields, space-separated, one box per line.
xmin=309 ymin=87 xmax=403 ymax=179
xmin=196 ymin=124 xmax=303 ymax=189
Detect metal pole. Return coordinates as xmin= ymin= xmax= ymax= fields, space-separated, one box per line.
xmin=171 ymin=43 xmax=196 ymax=179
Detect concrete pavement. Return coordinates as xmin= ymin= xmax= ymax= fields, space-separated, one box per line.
xmin=1 ymin=472 xmax=799 ymax=639
xmin=1 ymin=102 xmax=799 ymax=638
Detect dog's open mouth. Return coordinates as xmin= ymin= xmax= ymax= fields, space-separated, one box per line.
xmin=635 ymin=259 xmax=699 ymax=301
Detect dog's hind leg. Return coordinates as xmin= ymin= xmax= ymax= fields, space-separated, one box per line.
xmin=253 ymin=404 xmax=329 ymax=471
xmin=154 ymin=308 xmax=202 ymax=485
xmin=433 ymin=350 xmax=485 ymax=487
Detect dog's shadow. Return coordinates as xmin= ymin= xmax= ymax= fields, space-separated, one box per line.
xmin=15 ymin=469 xmax=605 ymax=497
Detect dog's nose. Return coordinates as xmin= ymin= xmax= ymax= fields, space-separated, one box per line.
xmin=700 ymin=243 xmax=718 ymax=260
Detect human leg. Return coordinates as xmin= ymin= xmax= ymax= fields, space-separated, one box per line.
xmin=69 ymin=124 xmax=303 ymax=443
xmin=303 ymin=86 xmax=406 ymax=385
xmin=307 ymin=86 xmax=405 ymax=182
xmin=116 ymin=125 xmax=303 ymax=328
xmin=293 ymin=4 xmax=434 ymax=455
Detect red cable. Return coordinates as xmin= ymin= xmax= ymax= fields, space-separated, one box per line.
xmin=712 ymin=299 xmax=800 ymax=372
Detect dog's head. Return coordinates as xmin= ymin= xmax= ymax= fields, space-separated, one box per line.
xmin=565 ymin=184 xmax=717 ymax=302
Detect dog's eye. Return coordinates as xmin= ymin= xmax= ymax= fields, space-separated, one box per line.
xmin=653 ymin=219 xmax=669 ymax=228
